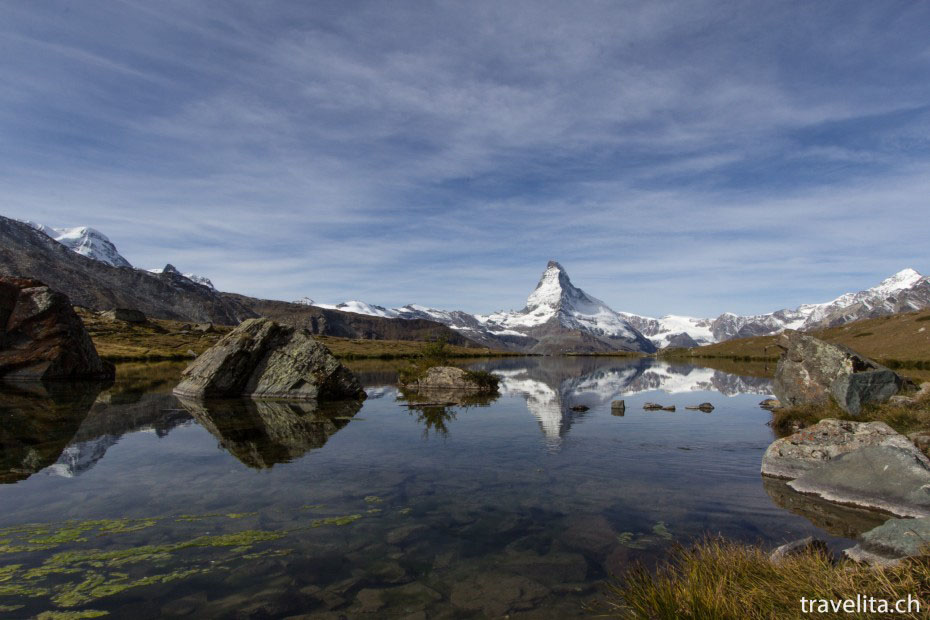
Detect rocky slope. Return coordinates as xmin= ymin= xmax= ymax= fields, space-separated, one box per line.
xmin=22 ymin=220 xmax=133 ymax=268
xmin=0 ymin=216 xmax=477 ymax=346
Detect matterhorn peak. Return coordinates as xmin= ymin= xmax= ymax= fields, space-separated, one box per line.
xmin=526 ymin=260 xmax=581 ymax=311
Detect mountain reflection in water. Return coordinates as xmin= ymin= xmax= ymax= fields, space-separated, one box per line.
xmin=0 ymin=381 xmax=108 ymax=483
xmin=0 ymin=357 xmax=882 ymax=619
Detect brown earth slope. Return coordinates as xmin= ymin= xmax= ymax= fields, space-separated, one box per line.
xmin=676 ymin=310 xmax=930 ymax=370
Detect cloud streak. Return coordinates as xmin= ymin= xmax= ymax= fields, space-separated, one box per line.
xmin=1 ymin=0 xmax=929 ymax=317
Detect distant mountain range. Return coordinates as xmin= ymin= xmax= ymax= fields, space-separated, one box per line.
xmin=9 ymin=216 xmax=930 ymax=352
xmin=22 ymin=219 xmax=215 ymax=288
xmin=307 ymin=262 xmax=930 ymax=350
xmin=0 ymin=216 xmax=476 ymax=347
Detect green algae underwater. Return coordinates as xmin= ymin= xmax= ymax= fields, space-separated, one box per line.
xmin=0 ymin=507 xmax=373 ymax=617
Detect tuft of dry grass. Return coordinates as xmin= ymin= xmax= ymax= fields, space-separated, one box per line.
xmin=604 ymin=538 xmax=930 ymax=619
xmin=770 ymin=390 xmax=930 ymax=437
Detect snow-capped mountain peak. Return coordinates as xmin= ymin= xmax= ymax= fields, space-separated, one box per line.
xmin=303 ymin=261 xmax=656 ymax=353
xmin=525 ymin=260 xmax=578 ymax=310
xmin=22 ymin=220 xmax=132 ymax=268
xmin=870 ymin=268 xmax=922 ymax=297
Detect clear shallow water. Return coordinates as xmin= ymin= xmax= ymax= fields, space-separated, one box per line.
xmin=0 ymin=357 xmax=883 ymax=618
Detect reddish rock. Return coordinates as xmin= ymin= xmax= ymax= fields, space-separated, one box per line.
xmin=0 ymin=277 xmax=114 ymax=381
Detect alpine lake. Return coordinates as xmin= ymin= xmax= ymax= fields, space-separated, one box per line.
xmin=0 ymin=356 xmax=891 ymax=618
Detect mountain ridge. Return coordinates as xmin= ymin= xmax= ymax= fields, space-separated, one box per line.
xmin=10 ymin=216 xmax=928 ymax=351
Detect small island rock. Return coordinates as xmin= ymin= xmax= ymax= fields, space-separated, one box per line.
xmin=402 ymin=366 xmax=498 ymax=393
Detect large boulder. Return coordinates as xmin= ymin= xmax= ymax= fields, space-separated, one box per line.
xmin=772 ymin=330 xmax=910 ymax=415
xmin=787 ymin=445 xmax=930 ymax=517
xmin=761 ymin=418 xmax=925 ymax=479
xmin=0 ymin=277 xmax=114 ymax=381
xmin=173 ymin=317 xmax=365 ymax=401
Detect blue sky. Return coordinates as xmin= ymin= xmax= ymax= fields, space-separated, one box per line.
xmin=2 ymin=1 xmax=929 ymax=317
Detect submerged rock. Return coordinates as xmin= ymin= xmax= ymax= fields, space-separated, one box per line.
xmin=845 ymin=517 xmax=930 ymax=566
xmin=173 ymin=317 xmax=365 ymax=400
xmin=761 ymin=418 xmax=926 ymax=480
xmin=769 ymin=537 xmax=830 ymax=564
xmin=0 ymin=277 xmax=114 ymax=381
xmin=772 ymin=330 xmax=910 ymax=415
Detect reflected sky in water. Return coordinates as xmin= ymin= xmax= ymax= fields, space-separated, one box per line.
xmin=0 ymin=357 xmax=873 ymax=618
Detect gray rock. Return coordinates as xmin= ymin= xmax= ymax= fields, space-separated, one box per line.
xmin=173 ymin=317 xmax=365 ymax=401
xmin=685 ymin=402 xmax=714 ymax=412
xmin=910 ymin=431 xmax=930 ymax=457
xmin=769 ymin=537 xmax=830 ymax=564
xmin=845 ymin=517 xmax=930 ymax=566
xmin=772 ymin=330 xmax=910 ymax=415
xmin=788 ymin=445 xmax=930 ymax=517
xmin=759 ymin=398 xmax=781 ymax=410
xmin=761 ymin=419 xmax=926 ymax=480
xmin=0 ymin=277 xmax=114 ymax=381
xmin=450 ymin=572 xmax=549 ymax=617
xmin=402 ymin=366 xmax=497 ymax=392
xmin=101 ymin=308 xmax=147 ymax=323
xmin=611 ymin=400 xmax=625 ymax=416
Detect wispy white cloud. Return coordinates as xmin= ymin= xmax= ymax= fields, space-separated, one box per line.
xmin=1 ymin=0 xmax=929 ymax=317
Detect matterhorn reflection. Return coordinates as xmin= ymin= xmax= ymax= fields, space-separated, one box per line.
xmin=176 ymin=397 xmax=362 ymax=469
xmin=488 ymin=357 xmax=773 ymax=444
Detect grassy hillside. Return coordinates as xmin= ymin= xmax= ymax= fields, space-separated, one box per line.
xmin=673 ymin=309 xmax=930 ymax=367
xmin=78 ymin=308 xmax=513 ymax=361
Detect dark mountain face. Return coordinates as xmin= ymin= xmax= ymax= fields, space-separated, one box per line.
xmin=0 ymin=216 xmax=478 ymax=346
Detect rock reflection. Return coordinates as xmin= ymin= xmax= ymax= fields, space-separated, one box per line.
xmin=397 ymin=388 xmax=500 ymax=437
xmin=762 ymin=476 xmax=887 ymax=539
xmin=177 ymin=397 xmax=362 ymax=468
xmin=0 ymin=382 xmax=107 ymax=483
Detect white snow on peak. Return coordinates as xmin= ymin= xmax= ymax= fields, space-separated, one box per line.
xmin=867 ymin=268 xmax=922 ymax=297
xmin=22 ymin=220 xmax=133 ymax=268
xmin=483 ymin=261 xmax=639 ymax=338
xmin=330 ymin=301 xmax=399 ymax=318
xmin=147 ymin=267 xmax=215 ymax=289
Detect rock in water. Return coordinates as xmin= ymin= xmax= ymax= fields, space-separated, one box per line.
xmin=402 ymin=366 xmax=497 ymax=393
xmin=173 ymin=317 xmax=365 ymax=401
xmin=761 ymin=418 xmax=927 ymax=480
xmin=0 ymin=277 xmax=114 ymax=381
xmin=845 ymin=517 xmax=930 ymax=566
xmin=772 ymin=330 xmax=910 ymax=415
xmin=788 ymin=445 xmax=930 ymax=518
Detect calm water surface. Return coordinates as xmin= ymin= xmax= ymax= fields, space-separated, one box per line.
xmin=0 ymin=357 xmax=885 ymax=618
